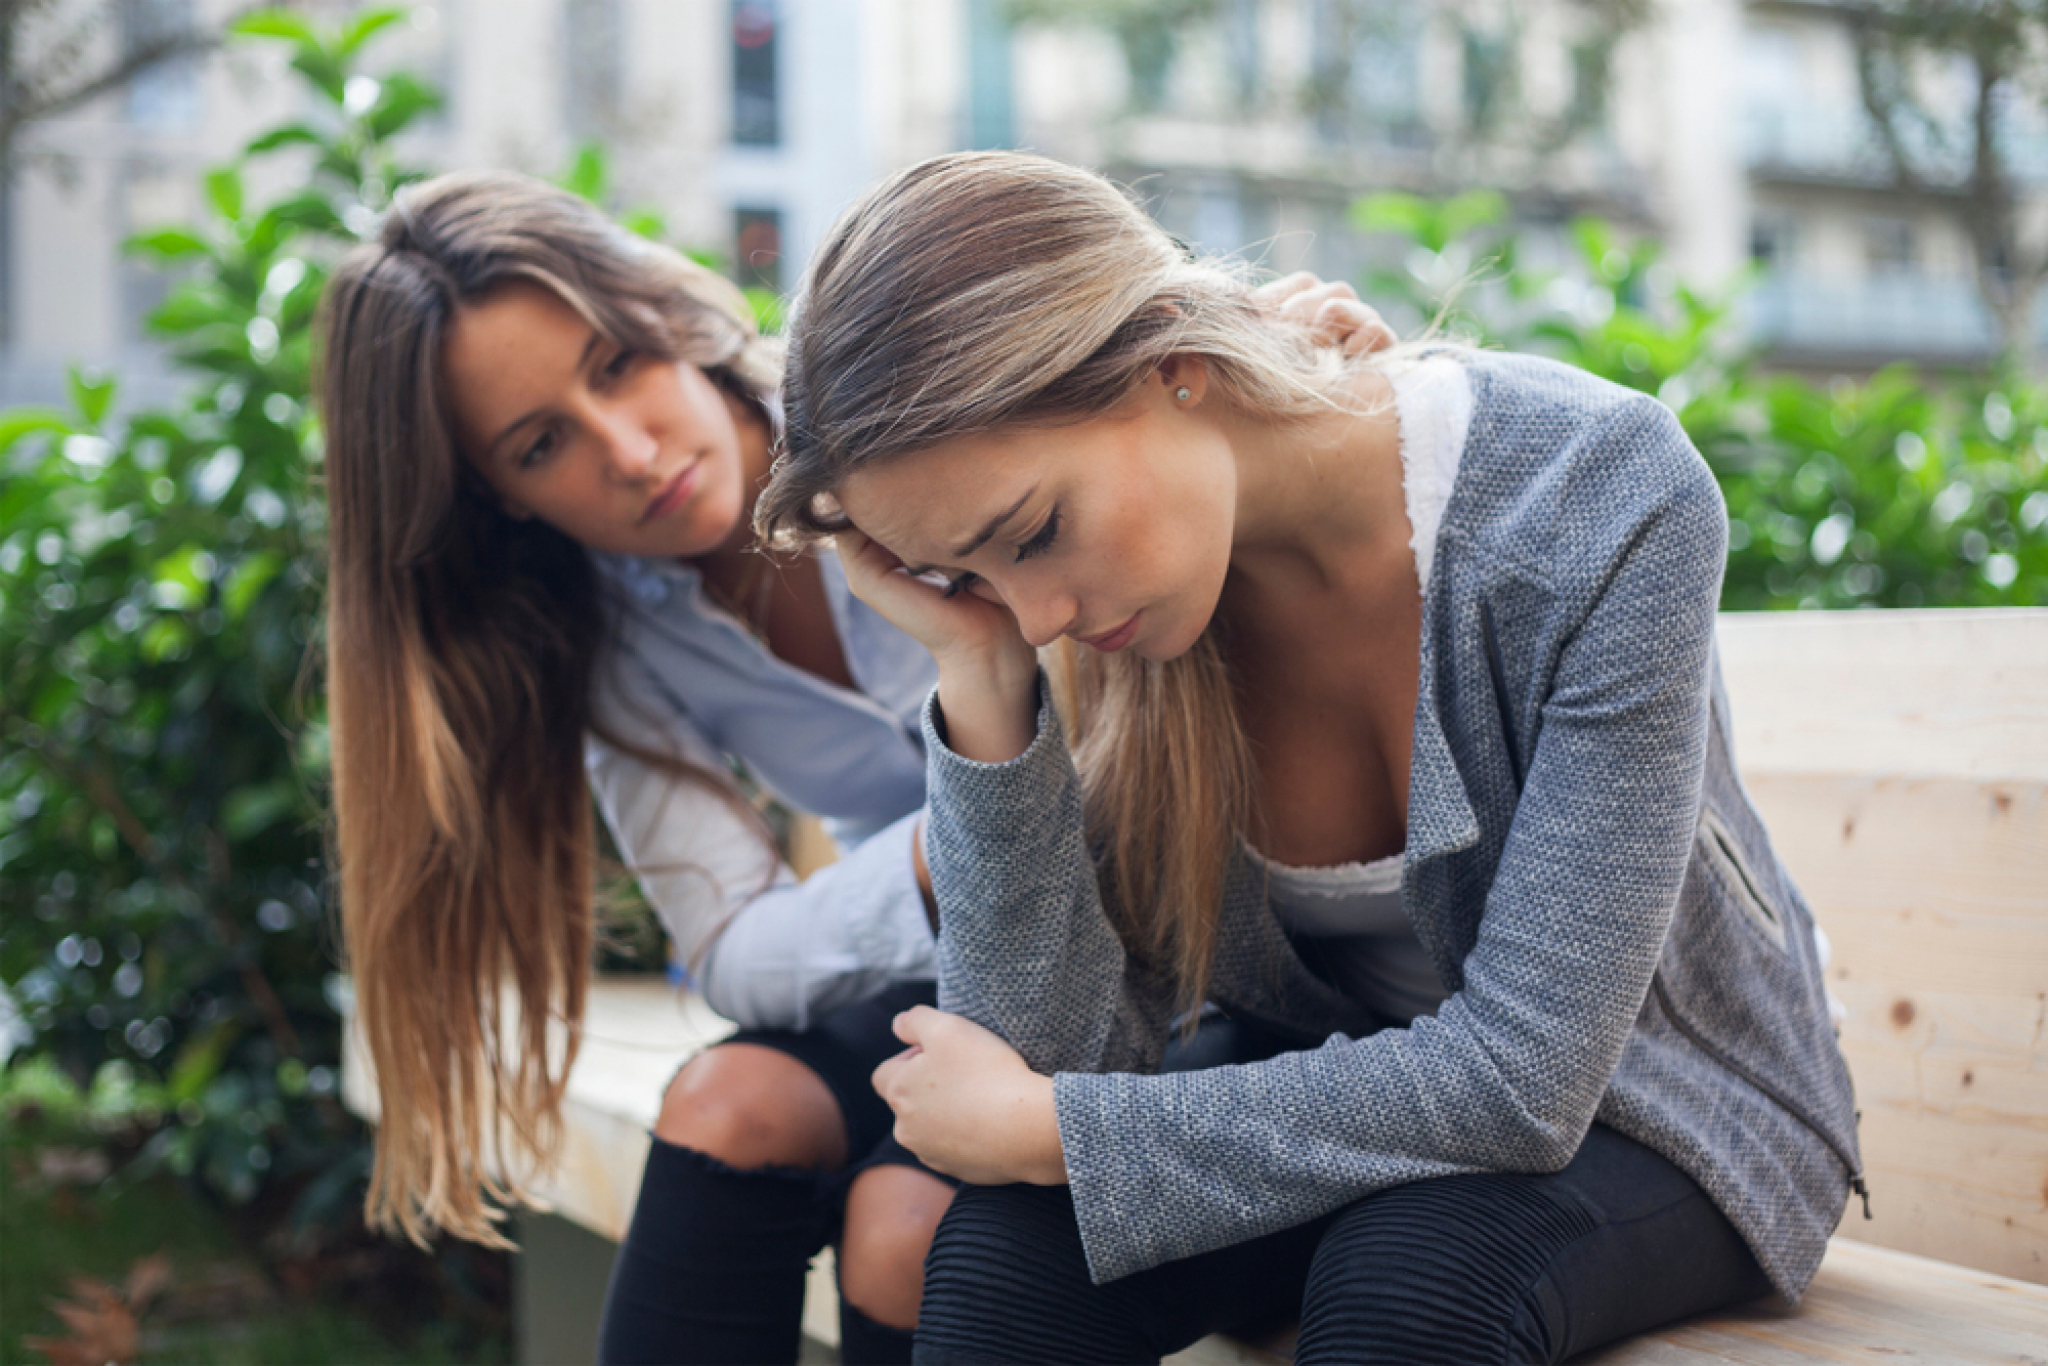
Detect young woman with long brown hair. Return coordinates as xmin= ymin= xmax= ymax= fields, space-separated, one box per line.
xmin=316 ymin=167 xmax=1384 ymax=1365
xmin=757 ymin=151 xmax=1865 ymax=1365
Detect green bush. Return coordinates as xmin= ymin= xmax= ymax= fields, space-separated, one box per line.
xmin=1353 ymin=193 xmax=2048 ymax=608
xmin=0 ymin=5 xmax=433 ymax=1224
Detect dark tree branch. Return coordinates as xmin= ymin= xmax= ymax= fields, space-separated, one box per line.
xmin=1 ymin=1 xmax=291 ymax=173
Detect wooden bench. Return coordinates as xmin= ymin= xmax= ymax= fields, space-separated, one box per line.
xmin=343 ymin=608 xmax=2048 ymax=1363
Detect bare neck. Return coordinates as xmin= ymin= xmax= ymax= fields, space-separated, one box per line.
xmin=1219 ymin=369 xmax=1411 ymax=619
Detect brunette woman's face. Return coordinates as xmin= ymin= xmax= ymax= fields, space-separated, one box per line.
xmin=442 ymin=281 xmax=754 ymax=558
xmin=835 ymin=361 xmax=1237 ymax=662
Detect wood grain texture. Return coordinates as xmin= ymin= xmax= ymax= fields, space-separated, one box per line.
xmin=1177 ymin=1241 xmax=2048 ymax=1366
xmin=1576 ymin=1240 xmax=2048 ymax=1366
xmin=1717 ymin=609 xmax=2048 ymax=782
xmin=1739 ymin=773 xmax=2048 ymax=1284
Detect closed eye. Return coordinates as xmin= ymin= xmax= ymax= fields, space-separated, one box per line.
xmin=940 ymin=570 xmax=982 ymax=600
xmin=1014 ymin=507 xmax=1061 ymax=562
xmin=600 ymin=347 xmax=639 ymax=380
xmin=518 ymin=425 xmax=560 ymax=470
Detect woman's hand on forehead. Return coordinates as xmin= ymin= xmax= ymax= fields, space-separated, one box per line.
xmin=834 ymin=528 xmax=1023 ymax=660
xmin=836 ymin=527 xmax=1040 ymax=764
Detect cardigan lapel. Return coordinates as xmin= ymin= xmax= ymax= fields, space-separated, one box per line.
xmin=1401 ymin=626 xmax=1484 ymax=990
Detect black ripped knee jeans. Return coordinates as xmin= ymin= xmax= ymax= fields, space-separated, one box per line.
xmin=913 ymin=1124 xmax=1772 ymax=1366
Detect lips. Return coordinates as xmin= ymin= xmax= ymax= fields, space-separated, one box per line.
xmin=1078 ymin=613 xmax=1141 ymax=653
xmin=640 ymin=461 xmax=700 ymax=525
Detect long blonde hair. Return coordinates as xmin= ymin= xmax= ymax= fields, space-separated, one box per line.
xmin=319 ymin=171 xmax=779 ymax=1247
xmin=756 ymin=151 xmax=1371 ymax=1015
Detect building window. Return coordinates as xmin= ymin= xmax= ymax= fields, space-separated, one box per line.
xmin=732 ymin=1 xmax=780 ymax=147
xmin=1309 ymin=1 xmax=1421 ymax=147
xmin=123 ymin=0 xmax=202 ymax=130
xmin=734 ymin=207 xmax=783 ymax=294
xmin=563 ymin=0 xmax=623 ymax=143
xmin=1222 ymin=0 xmax=1261 ymax=111
xmin=1863 ymin=217 xmax=1917 ymax=275
xmin=964 ymin=0 xmax=1015 ymax=149
xmin=1750 ymin=213 xmax=1797 ymax=269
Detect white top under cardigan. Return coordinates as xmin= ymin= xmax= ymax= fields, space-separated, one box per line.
xmin=1251 ymin=357 xmax=1470 ymax=1025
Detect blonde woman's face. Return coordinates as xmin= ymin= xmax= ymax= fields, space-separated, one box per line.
xmin=836 ymin=362 xmax=1237 ymax=662
xmin=443 ymin=281 xmax=755 ymax=559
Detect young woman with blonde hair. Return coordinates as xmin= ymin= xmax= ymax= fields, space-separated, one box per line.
xmin=758 ymin=151 xmax=1865 ymax=1365
xmin=317 ymin=167 xmax=1382 ymax=1365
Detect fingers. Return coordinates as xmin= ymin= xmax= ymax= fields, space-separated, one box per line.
xmin=1253 ymin=274 xmax=1396 ymax=356
xmin=1251 ymin=271 xmax=1344 ymax=308
xmin=892 ymin=1004 xmax=937 ymax=1046
xmin=1321 ymin=297 xmax=1397 ymax=357
xmin=871 ymin=1043 xmax=921 ymax=1102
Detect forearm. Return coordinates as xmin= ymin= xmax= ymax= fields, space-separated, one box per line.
xmin=696 ymin=810 xmax=937 ymax=1028
xmin=921 ymin=684 xmax=1177 ymax=1074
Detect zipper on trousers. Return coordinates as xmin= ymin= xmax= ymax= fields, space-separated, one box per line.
xmin=1650 ymin=975 xmax=1872 ymax=1220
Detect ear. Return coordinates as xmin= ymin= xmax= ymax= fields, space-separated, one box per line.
xmin=1157 ymin=355 xmax=1210 ymax=407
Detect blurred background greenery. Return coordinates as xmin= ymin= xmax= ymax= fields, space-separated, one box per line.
xmin=1 ymin=5 xmax=2043 ymax=1364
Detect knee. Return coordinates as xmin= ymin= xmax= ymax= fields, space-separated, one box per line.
xmin=1296 ymin=1178 xmax=1584 ymax=1365
xmin=838 ymin=1165 xmax=955 ymax=1330
xmin=919 ymin=1183 xmax=1089 ymax=1318
xmin=918 ymin=1184 xmax=1153 ymax=1363
xmin=653 ymin=1043 xmax=848 ymax=1171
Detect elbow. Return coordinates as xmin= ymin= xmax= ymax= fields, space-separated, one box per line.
xmin=1497 ymin=1084 xmax=1597 ymax=1174
xmin=691 ymin=944 xmax=756 ymax=1029
xmin=1522 ymin=1121 xmax=1583 ymax=1174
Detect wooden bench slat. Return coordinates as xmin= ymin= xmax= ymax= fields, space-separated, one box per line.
xmin=1575 ymin=1240 xmax=2048 ymax=1366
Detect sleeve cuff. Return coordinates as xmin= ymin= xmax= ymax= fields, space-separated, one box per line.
xmin=919 ymin=673 xmax=1078 ymax=840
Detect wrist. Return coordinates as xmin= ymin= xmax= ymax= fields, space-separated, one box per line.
xmin=1024 ymin=1072 xmax=1068 ymax=1186
xmin=935 ymin=648 xmax=1038 ymax=765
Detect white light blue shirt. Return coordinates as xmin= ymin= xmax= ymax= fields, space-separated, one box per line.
xmin=583 ymin=547 xmax=939 ymax=1029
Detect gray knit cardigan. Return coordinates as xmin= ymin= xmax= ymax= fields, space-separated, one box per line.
xmin=919 ymin=350 xmax=1863 ymax=1298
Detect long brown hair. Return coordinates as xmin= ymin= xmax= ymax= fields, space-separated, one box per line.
xmin=319 ymin=171 xmax=778 ymax=1247
xmin=756 ymin=151 xmax=1379 ymax=1016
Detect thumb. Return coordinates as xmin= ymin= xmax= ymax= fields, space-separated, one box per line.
xmin=892 ymin=1005 xmax=935 ymax=1047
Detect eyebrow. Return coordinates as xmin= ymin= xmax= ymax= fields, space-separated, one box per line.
xmin=485 ymin=329 xmax=605 ymax=462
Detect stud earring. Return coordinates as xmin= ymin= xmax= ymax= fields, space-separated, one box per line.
xmin=1175 ymin=386 xmax=1192 ymax=401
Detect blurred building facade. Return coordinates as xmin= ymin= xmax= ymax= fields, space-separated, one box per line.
xmin=3 ymin=0 xmax=2040 ymax=408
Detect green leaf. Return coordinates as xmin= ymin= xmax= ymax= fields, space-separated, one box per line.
xmin=621 ymin=207 xmax=668 ymax=241
xmin=0 ymin=408 xmax=72 ymax=453
xmin=560 ymin=142 xmax=608 ymax=204
xmin=365 ymin=72 xmax=443 ymax=141
xmin=222 ymin=550 xmax=282 ymax=620
xmin=1438 ymin=190 xmax=1508 ymax=243
xmin=125 ymin=226 xmax=212 ymax=261
xmin=147 ymin=284 xmax=231 ymax=336
xmin=168 ymin=1018 xmax=241 ymax=1104
xmin=290 ymin=47 xmax=348 ymax=104
xmin=227 ymin=9 xmax=320 ymax=45
xmin=1349 ymin=192 xmax=1429 ymax=240
xmin=339 ymin=6 xmax=409 ymax=57
xmin=743 ymin=285 xmax=785 ymax=335
xmin=255 ymin=192 xmax=344 ymax=243
xmin=245 ymin=122 xmax=326 ymax=155
xmin=222 ymin=780 xmax=296 ymax=839
xmin=68 ymin=367 xmax=116 ymax=427
xmin=205 ymin=167 xmax=245 ymax=224
xmin=140 ymin=617 xmax=192 ymax=662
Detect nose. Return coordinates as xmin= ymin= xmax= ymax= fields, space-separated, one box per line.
xmin=1008 ymin=586 xmax=1080 ymax=650
xmin=592 ymin=402 xmax=659 ymax=482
